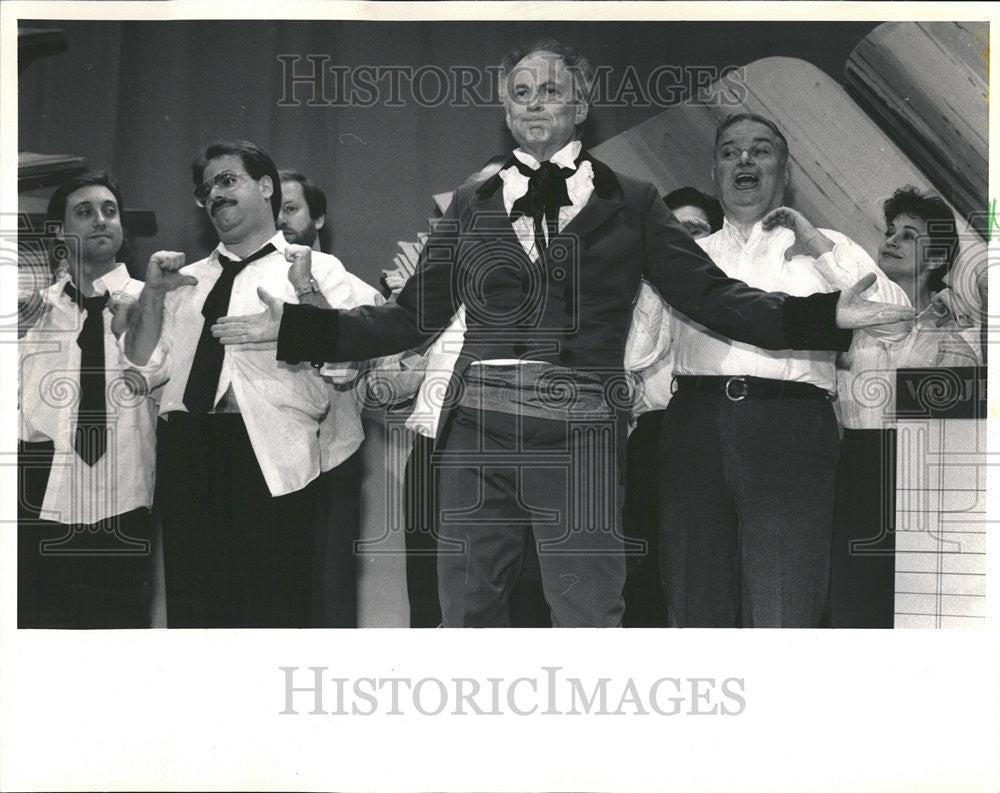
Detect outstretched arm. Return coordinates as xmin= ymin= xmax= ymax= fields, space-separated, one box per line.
xmin=642 ymin=187 xmax=912 ymax=352
xmin=214 ymin=197 xmax=466 ymax=363
xmin=762 ymin=207 xmax=912 ymax=341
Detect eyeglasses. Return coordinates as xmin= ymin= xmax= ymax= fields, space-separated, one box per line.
xmin=193 ymin=170 xmax=249 ymax=207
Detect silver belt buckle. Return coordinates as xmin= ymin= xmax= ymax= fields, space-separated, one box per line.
xmin=725 ymin=376 xmax=749 ymax=401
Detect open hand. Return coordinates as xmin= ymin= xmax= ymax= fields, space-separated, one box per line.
xmin=211 ymin=286 xmax=284 ymax=347
xmin=382 ymin=269 xmax=407 ymax=295
xmin=836 ymin=273 xmax=916 ymax=328
xmin=762 ymin=206 xmax=834 ymax=260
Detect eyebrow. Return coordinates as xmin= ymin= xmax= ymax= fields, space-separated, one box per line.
xmin=718 ymin=136 xmax=776 ymax=148
xmin=70 ymin=199 xmax=116 ymax=209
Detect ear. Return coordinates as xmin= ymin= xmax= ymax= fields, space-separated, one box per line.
xmin=504 ymin=100 xmax=514 ymax=132
xmin=574 ymin=98 xmax=589 ymax=125
xmin=782 ymin=160 xmax=791 ymax=187
xmin=258 ymin=174 xmax=274 ymax=199
xmin=315 ymin=214 xmax=326 ymax=231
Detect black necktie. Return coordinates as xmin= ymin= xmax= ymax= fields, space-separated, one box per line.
xmin=182 ymin=243 xmax=275 ymax=414
xmin=65 ymin=282 xmax=110 ymax=466
xmin=509 ymin=157 xmax=576 ymax=255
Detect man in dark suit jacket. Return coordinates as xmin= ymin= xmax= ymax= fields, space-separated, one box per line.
xmin=211 ymin=39 xmax=913 ymax=628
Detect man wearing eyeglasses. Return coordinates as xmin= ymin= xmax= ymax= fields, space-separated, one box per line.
xmin=122 ymin=139 xmax=378 ymax=628
xmin=210 ymin=43 xmax=915 ymax=628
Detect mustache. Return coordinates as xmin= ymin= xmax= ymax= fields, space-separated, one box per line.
xmin=210 ymin=198 xmax=236 ymax=215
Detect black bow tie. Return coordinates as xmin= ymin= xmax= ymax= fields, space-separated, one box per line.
xmin=508 ymin=157 xmax=578 ymax=255
xmin=508 ymin=158 xmax=576 ymax=226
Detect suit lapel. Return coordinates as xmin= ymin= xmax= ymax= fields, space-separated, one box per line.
xmin=553 ymin=154 xmax=626 ymax=244
xmin=464 ymin=153 xmax=627 ymax=258
xmin=465 ymin=175 xmax=535 ymax=267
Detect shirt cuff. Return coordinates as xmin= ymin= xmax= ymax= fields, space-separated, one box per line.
xmin=811 ymin=242 xmax=858 ymax=291
xmin=277 ymin=303 xmax=341 ymax=365
xmin=781 ymin=291 xmax=853 ymax=352
xmin=117 ymin=330 xmax=168 ymax=379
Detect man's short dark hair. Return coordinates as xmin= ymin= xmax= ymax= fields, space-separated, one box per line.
xmin=663 ymin=187 xmax=724 ymax=233
xmin=47 ymin=171 xmax=124 ymax=225
xmin=883 ymin=185 xmax=959 ymax=293
xmin=499 ymin=38 xmax=595 ymax=107
xmin=45 ymin=171 xmax=134 ymax=268
xmin=278 ymin=169 xmax=327 ymax=221
xmin=714 ymin=113 xmax=790 ymax=160
xmin=192 ymin=139 xmax=282 ymax=220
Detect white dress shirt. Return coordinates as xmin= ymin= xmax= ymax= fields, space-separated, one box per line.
xmin=121 ymin=232 xmax=376 ymax=496
xmin=20 ymin=265 xmax=156 ymax=524
xmin=836 ymin=304 xmax=981 ymax=429
xmin=671 ymin=219 xmax=908 ymax=394
xmin=503 ymin=139 xmax=593 ymax=258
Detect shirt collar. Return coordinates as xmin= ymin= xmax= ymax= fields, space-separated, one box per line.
xmin=49 ymin=263 xmax=130 ymax=300
xmin=214 ymin=230 xmax=287 ymax=263
xmin=721 ymin=215 xmax=769 ymax=245
xmin=92 ymin=263 xmax=131 ymax=294
xmin=512 ymin=139 xmax=583 ymax=171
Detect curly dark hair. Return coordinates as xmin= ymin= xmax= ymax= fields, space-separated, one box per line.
xmin=883 ymin=185 xmax=958 ymax=293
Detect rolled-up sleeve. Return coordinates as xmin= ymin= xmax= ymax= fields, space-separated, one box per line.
xmin=116 ymin=294 xmax=174 ymax=391
xmin=811 ymin=231 xmax=911 ymax=343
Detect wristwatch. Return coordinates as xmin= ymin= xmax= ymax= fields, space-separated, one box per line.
xmin=294 ymin=277 xmax=320 ymax=297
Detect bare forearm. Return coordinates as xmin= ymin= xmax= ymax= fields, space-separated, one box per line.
xmin=125 ymin=286 xmax=167 ymax=365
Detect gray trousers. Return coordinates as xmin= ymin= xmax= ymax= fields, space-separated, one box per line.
xmin=658 ymin=392 xmax=840 ymax=628
xmin=434 ymin=366 xmax=628 ymax=627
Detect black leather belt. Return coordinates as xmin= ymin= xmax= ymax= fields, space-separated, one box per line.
xmin=673 ymin=375 xmax=831 ymax=402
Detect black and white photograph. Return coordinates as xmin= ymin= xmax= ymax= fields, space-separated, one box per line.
xmin=1 ymin=2 xmax=996 ymax=791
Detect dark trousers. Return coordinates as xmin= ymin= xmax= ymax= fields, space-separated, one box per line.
xmin=404 ymin=433 xmax=551 ymax=628
xmin=311 ymin=450 xmax=361 ymax=628
xmin=435 ymin=405 xmax=625 ymax=628
xmin=658 ymin=393 xmax=840 ymax=627
xmin=622 ymin=410 xmax=670 ymax=627
xmin=18 ymin=441 xmax=153 ymax=629
xmin=403 ymin=434 xmax=441 ymax=627
xmin=827 ymin=429 xmax=896 ymax=628
xmin=156 ymin=413 xmax=322 ymax=628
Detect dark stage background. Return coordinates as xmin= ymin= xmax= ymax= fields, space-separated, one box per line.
xmin=19 ymin=20 xmax=879 ymax=286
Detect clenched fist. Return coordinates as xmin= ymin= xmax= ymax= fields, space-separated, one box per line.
xmin=108 ymin=291 xmax=139 ymax=339
xmin=285 ymin=244 xmax=313 ymax=290
xmin=146 ymin=251 xmax=196 ymax=293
